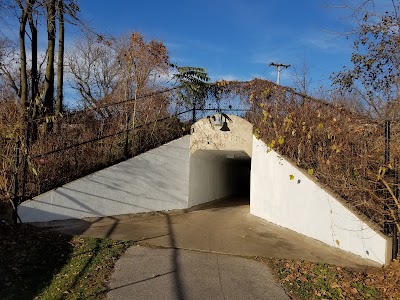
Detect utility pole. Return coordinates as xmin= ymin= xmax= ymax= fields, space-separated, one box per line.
xmin=269 ymin=62 xmax=290 ymax=85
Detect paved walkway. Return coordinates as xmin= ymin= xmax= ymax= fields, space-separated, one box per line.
xmin=107 ymin=246 xmax=290 ymax=300
xmin=35 ymin=197 xmax=382 ymax=299
xmin=39 ymin=197 xmax=379 ymax=268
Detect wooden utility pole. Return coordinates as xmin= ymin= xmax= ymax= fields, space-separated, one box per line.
xmin=269 ymin=62 xmax=290 ymax=85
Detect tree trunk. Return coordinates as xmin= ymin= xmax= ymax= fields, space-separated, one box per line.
xmin=27 ymin=0 xmax=38 ymax=118
xmin=19 ymin=4 xmax=29 ymax=114
xmin=43 ymin=0 xmax=56 ymax=115
xmin=55 ymin=0 xmax=64 ymax=115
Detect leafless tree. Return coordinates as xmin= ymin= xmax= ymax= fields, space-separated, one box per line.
xmin=67 ymin=32 xmax=121 ymax=109
xmin=292 ymin=57 xmax=312 ymax=96
xmin=331 ymin=0 xmax=400 ymax=119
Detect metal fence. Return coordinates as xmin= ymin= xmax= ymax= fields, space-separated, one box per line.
xmin=2 ymin=79 xmax=400 ymax=258
xmin=0 ymin=85 xmax=250 ymax=223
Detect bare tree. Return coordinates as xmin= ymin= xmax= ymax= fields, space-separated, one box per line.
xmin=331 ymin=0 xmax=400 ymax=119
xmin=292 ymin=57 xmax=312 ymax=95
xmin=27 ymin=0 xmax=38 ymax=116
xmin=43 ymin=0 xmax=55 ymax=114
xmin=15 ymin=0 xmax=33 ymax=113
xmin=67 ymin=32 xmax=121 ymax=108
xmin=0 ymin=37 xmax=20 ymax=98
xmin=1 ymin=0 xmax=82 ymax=120
xmin=55 ymin=0 xmax=64 ymax=115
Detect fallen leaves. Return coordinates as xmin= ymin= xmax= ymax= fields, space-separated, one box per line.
xmin=265 ymin=258 xmax=400 ymax=299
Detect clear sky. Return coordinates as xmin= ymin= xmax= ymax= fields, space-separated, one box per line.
xmin=75 ymin=0 xmax=359 ymax=94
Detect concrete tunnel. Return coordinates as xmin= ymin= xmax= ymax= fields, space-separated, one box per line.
xmin=18 ymin=113 xmax=392 ymax=265
xmin=188 ymin=114 xmax=253 ymax=208
xmin=19 ymin=113 xmax=254 ymax=223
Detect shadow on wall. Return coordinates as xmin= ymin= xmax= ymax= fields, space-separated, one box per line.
xmin=18 ymin=136 xmax=190 ymax=223
xmin=17 ymin=206 xmax=79 ymax=226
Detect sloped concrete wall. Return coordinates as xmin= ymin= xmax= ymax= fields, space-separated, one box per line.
xmin=250 ymin=136 xmax=391 ymax=265
xmin=19 ymin=136 xmax=191 ymax=222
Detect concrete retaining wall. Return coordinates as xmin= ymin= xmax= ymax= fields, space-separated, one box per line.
xmin=250 ymin=136 xmax=391 ymax=265
xmin=19 ymin=136 xmax=191 ymax=222
xmin=17 ymin=115 xmax=392 ymax=265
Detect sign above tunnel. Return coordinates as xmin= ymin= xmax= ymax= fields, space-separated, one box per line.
xmin=190 ymin=114 xmax=253 ymax=157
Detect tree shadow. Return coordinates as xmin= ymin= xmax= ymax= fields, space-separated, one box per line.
xmin=163 ymin=212 xmax=187 ymax=300
xmin=0 ymin=223 xmax=75 ymax=300
xmin=2 ymin=203 xmax=123 ymax=300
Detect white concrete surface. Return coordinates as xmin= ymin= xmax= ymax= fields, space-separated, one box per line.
xmin=190 ymin=114 xmax=253 ymax=157
xmin=250 ymin=136 xmax=391 ymax=265
xmin=19 ymin=136 xmax=191 ymax=222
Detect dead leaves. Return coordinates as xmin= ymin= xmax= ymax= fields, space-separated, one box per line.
xmin=266 ymin=258 xmax=400 ymax=299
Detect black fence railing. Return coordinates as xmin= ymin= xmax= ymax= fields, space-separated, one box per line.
xmin=2 ymin=79 xmax=400 ymax=259
xmin=0 ymin=85 xmax=250 ymax=226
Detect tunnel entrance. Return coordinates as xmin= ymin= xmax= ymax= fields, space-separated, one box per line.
xmin=188 ymin=115 xmax=253 ymax=208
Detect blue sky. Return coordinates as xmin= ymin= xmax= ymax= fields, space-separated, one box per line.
xmin=76 ymin=0 xmax=357 ymax=93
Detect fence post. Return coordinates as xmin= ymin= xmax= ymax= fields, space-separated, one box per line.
xmin=394 ymin=156 xmax=400 ymax=259
xmin=12 ymin=139 xmax=20 ymax=224
xmin=192 ymin=104 xmax=196 ymax=123
xmin=124 ymin=112 xmax=130 ymax=159
xmin=392 ymin=223 xmax=399 ymax=259
xmin=395 ymin=156 xmax=399 ymax=205
xmin=385 ymin=120 xmax=391 ymax=165
xmin=21 ymin=119 xmax=31 ymax=207
xmin=384 ymin=120 xmax=391 ymax=236
xmin=383 ymin=120 xmax=400 ymax=259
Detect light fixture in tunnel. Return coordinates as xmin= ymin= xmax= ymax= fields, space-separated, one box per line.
xmin=220 ymin=121 xmax=230 ymax=131
xmin=220 ymin=113 xmax=231 ymax=132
